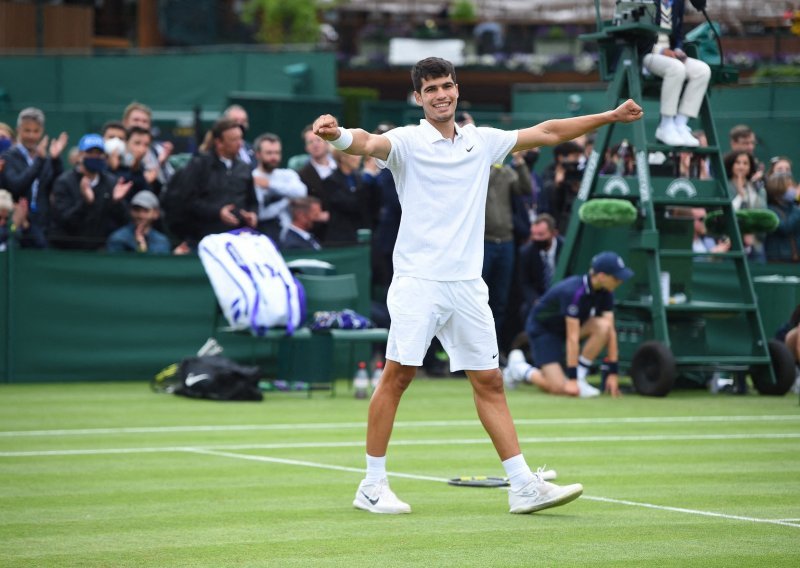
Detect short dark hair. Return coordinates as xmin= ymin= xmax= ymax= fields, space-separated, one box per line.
xmin=723 ymin=150 xmax=757 ymax=180
xmin=533 ymin=213 xmax=556 ymax=232
xmin=729 ymin=124 xmax=753 ymax=143
xmin=554 ymin=141 xmax=584 ymax=159
xmin=254 ymin=132 xmax=281 ymax=153
xmin=210 ymin=118 xmax=241 ymax=141
xmin=290 ymin=196 xmax=321 ymax=218
xmin=101 ymin=120 xmax=126 ymax=137
xmin=126 ymin=126 xmax=152 ymax=141
xmin=411 ymin=57 xmax=456 ymax=93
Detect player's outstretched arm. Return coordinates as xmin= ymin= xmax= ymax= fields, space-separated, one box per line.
xmin=512 ymin=99 xmax=643 ymax=153
xmin=312 ymin=114 xmax=391 ymax=161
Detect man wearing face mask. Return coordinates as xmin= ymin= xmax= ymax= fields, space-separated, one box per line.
xmin=516 ymin=213 xmax=564 ymax=323
xmin=49 ymin=134 xmax=133 ymax=250
xmin=1 ymin=107 xmax=68 ymax=248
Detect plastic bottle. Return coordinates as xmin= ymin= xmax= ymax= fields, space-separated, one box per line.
xmin=353 ymin=361 xmax=369 ymax=399
xmin=616 ymin=139 xmax=630 ymax=176
xmin=371 ymin=360 xmax=384 ymax=391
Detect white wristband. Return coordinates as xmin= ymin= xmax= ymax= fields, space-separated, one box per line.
xmin=329 ymin=127 xmax=353 ymax=150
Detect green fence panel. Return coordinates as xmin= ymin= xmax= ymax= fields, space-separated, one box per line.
xmin=753 ymin=275 xmax=800 ymax=338
xmin=242 ymin=52 xmax=337 ymax=97
xmin=9 ymin=251 xmax=215 ymax=383
xmin=4 ymin=245 xmax=371 ymax=383
xmin=0 ymin=50 xmax=338 ymax=112
xmin=0 ymin=58 xmax=60 ymax=107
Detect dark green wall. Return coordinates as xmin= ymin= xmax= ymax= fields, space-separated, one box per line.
xmin=0 ymin=50 xmax=338 ymax=156
xmin=0 ymin=246 xmax=371 ymax=384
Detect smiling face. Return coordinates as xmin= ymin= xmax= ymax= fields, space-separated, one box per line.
xmin=732 ymin=153 xmax=751 ymax=178
xmin=414 ymin=74 xmax=459 ymax=125
xmin=17 ymin=119 xmax=43 ymax=152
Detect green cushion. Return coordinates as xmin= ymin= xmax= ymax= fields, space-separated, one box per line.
xmin=705 ymin=209 xmax=780 ymax=235
xmin=578 ymin=198 xmax=638 ymax=228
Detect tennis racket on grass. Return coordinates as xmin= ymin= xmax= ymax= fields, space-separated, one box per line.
xmin=448 ymin=469 xmax=557 ymax=487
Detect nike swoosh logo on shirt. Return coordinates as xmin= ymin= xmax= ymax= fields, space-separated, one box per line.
xmin=466 ymin=145 xmax=475 ymax=152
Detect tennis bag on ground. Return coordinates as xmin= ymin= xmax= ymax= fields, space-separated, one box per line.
xmin=152 ymin=355 xmax=263 ymax=401
xmin=198 ymin=229 xmax=306 ymax=336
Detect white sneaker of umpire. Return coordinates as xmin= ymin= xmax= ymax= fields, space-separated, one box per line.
xmin=508 ymin=474 xmax=583 ymax=514
xmin=353 ymin=478 xmax=411 ymax=514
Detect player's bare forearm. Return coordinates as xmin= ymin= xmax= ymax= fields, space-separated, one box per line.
xmin=513 ymin=99 xmax=642 ymax=152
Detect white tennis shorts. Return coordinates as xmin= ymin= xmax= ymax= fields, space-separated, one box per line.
xmin=385 ymin=276 xmax=499 ymax=371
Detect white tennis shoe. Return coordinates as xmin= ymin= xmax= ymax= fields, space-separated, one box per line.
xmin=508 ymin=473 xmax=583 ymax=514
xmin=577 ymin=379 xmax=601 ymax=398
xmin=353 ymin=478 xmax=411 ymax=514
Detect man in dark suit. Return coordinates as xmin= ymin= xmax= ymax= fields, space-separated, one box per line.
xmin=2 ymin=107 xmax=68 ymax=248
xmin=280 ymin=196 xmax=328 ymax=251
xmin=517 ymin=213 xmax=564 ymax=320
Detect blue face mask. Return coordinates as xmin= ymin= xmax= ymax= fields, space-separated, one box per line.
xmin=82 ymin=156 xmax=107 ymax=173
xmin=0 ymin=137 xmax=12 ymax=154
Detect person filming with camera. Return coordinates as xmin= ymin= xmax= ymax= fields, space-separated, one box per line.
xmin=542 ymin=141 xmax=585 ymax=235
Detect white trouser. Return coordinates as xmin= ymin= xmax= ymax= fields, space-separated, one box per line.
xmin=643 ymin=54 xmax=711 ymax=118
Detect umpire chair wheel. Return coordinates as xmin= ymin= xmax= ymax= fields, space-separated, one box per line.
xmin=750 ymin=339 xmax=796 ymax=396
xmin=630 ymin=341 xmax=677 ymax=397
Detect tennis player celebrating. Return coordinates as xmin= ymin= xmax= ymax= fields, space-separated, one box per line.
xmin=312 ymin=57 xmax=643 ymax=515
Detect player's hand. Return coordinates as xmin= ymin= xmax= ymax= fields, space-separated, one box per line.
xmin=313 ymin=114 xmax=341 ymax=142
xmin=605 ymin=374 xmax=621 ymax=398
xmin=612 ymin=99 xmax=643 ymax=124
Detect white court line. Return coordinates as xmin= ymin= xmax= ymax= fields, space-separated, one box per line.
xmin=2 ymin=432 xmax=800 ymax=457
xmin=1 ymin=414 xmax=799 ymax=437
xmin=188 ymin=448 xmax=800 ymax=529
xmin=185 ymin=448 xmax=449 ymax=483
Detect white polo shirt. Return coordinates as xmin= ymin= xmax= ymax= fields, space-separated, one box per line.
xmin=377 ymin=119 xmax=517 ymax=281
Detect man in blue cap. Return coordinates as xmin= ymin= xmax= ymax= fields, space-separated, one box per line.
xmin=504 ymin=250 xmax=633 ymax=398
xmin=50 ymin=133 xmax=132 ymax=250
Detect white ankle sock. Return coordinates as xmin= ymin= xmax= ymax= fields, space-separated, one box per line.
xmin=502 ymin=454 xmax=535 ymax=491
xmin=578 ymin=355 xmax=592 ymax=383
xmin=675 ymin=114 xmax=689 ymax=128
xmin=659 ymin=115 xmax=674 ymax=129
xmin=365 ymin=454 xmax=386 ymax=485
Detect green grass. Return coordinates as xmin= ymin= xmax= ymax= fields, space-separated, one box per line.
xmin=1 ymin=379 xmax=799 ymax=567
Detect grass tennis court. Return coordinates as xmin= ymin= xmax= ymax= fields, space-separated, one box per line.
xmin=1 ymin=379 xmax=798 ymax=567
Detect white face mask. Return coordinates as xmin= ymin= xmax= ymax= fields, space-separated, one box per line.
xmin=104 ymin=137 xmax=126 ymax=156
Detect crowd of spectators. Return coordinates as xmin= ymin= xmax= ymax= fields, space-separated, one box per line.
xmin=0 ymin=102 xmax=797 ymax=358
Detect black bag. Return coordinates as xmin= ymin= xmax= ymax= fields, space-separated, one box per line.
xmin=152 ymin=355 xmax=263 ymax=401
